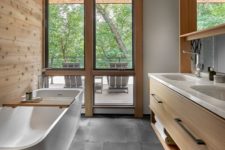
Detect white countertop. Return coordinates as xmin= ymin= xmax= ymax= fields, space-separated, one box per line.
xmin=148 ymin=73 xmax=225 ymax=119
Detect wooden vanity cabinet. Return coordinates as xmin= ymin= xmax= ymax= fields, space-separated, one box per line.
xmin=149 ymin=78 xmax=225 ymax=150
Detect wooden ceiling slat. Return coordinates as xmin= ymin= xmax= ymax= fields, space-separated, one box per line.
xmin=96 ymin=0 xmax=132 ymax=3
xmin=49 ymin=0 xmax=84 ymax=4
xmin=49 ymin=0 xmax=225 ymax=4
xmin=49 ymin=0 xmax=132 ymax=4
xmin=197 ymin=0 xmax=225 ymax=3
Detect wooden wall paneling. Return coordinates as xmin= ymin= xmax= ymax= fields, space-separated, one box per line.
xmin=35 ymin=0 xmax=45 ymax=6
xmin=0 ymin=0 xmax=43 ymax=105
xmin=0 ymin=16 xmax=41 ymax=42
xmin=0 ymin=72 xmax=36 ymax=90
xmin=179 ymin=0 xmax=197 ymax=73
xmin=0 ymin=52 xmax=41 ymax=65
xmin=0 ymin=80 xmax=37 ymax=103
xmin=0 ymin=1 xmax=41 ymax=27
xmin=0 ymin=39 xmax=40 ymax=56
xmin=0 ymin=64 xmax=40 ymax=81
xmin=1 ymin=0 xmax=42 ymax=21
xmin=84 ymin=0 xmax=94 ymax=117
xmin=134 ymin=0 xmax=143 ymax=118
xmin=0 ymin=72 xmax=37 ymax=94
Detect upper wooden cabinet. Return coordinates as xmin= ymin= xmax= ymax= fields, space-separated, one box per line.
xmin=179 ymin=0 xmax=225 ymax=72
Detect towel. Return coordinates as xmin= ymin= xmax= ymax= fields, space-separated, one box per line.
xmin=154 ymin=116 xmax=176 ymax=145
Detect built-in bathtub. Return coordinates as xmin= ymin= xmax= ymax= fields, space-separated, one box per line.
xmin=0 ymin=88 xmax=83 ymax=150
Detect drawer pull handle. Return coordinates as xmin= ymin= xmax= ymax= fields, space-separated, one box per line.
xmin=174 ymin=118 xmax=205 ymax=145
xmin=151 ymin=94 xmax=163 ymax=103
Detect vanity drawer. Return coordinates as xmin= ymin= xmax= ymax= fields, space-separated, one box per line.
xmin=150 ymin=78 xmax=225 ymax=150
xmin=150 ymin=94 xmax=169 ymax=127
xmin=150 ymin=93 xmax=207 ymax=150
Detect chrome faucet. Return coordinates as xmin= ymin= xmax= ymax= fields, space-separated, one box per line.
xmin=183 ymin=50 xmax=202 ymax=78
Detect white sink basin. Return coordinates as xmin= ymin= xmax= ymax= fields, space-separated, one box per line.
xmin=162 ymin=74 xmax=197 ymax=81
xmin=191 ymin=85 xmax=225 ymax=101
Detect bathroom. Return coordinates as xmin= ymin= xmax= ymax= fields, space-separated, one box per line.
xmin=0 ymin=0 xmax=225 ymax=150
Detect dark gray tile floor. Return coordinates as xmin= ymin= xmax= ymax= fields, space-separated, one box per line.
xmin=69 ymin=116 xmax=164 ymax=150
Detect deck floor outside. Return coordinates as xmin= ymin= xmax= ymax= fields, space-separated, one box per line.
xmin=48 ymin=76 xmax=133 ymax=105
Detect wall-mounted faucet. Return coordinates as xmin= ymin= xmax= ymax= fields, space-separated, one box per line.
xmin=183 ymin=50 xmax=202 ymax=78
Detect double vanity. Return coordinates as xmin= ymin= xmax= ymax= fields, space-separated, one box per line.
xmin=149 ymin=73 xmax=225 ymax=150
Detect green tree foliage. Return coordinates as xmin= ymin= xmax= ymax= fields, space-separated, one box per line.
xmin=197 ymin=3 xmax=225 ymax=30
xmin=48 ymin=4 xmax=84 ymax=68
xmin=96 ymin=4 xmax=132 ymax=69
xmin=48 ymin=3 xmax=132 ymax=69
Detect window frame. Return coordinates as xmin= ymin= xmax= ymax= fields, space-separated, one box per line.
xmin=44 ymin=0 xmax=143 ymax=117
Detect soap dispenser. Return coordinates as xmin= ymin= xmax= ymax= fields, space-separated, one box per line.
xmin=208 ymin=67 xmax=216 ymax=81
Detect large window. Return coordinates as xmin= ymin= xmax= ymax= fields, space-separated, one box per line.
xmin=47 ymin=1 xmax=84 ymax=68
xmin=95 ymin=1 xmax=133 ymax=69
xmin=45 ymin=0 xmax=143 ymax=116
xmin=197 ymin=1 xmax=225 ymax=30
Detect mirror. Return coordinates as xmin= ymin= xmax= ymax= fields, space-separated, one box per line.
xmin=197 ymin=0 xmax=225 ymax=30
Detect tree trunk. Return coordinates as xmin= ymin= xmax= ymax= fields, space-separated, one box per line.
xmin=50 ymin=55 xmax=55 ymax=68
xmin=60 ymin=38 xmax=67 ymax=63
xmin=96 ymin=4 xmax=128 ymax=58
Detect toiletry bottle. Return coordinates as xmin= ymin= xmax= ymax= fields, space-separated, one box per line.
xmin=208 ymin=67 xmax=216 ymax=81
xmin=25 ymin=86 xmax=33 ymax=100
xmin=26 ymin=92 xmax=32 ymax=100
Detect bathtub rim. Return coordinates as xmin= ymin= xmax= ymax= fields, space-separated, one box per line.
xmin=33 ymin=88 xmax=83 ymax=100
xmin=33 ymin=88 xmax=83 ymax=93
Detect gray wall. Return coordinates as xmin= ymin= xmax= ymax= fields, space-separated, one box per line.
xmin=143 ymin=0 xmax=179 ymax=114
xmin=215 ymin=35 xmax=225 ymax=73
xmin=201 ymin=34 xmax=225 ymax=73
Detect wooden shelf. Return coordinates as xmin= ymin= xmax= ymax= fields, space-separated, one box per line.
xmin=180 ymin=23 xmax=225 ymax=41
xmin=151 ymin=123 xmax=179 ymax=150
xmin=2 ymin=97 xmax=75 ymax=108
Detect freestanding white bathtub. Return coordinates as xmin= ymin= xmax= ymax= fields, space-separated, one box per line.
xmin=0 ymin=88 xmax=83 ymax=150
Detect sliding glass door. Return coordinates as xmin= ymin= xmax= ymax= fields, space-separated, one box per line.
xmin=94 ymin=0 xmax=134 ymax=107
xmin=95 ymin=1 xmax=133 ymax=69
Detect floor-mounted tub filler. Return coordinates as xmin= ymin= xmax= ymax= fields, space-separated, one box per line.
xmin=0 ymin=88 xmax=83 ymax=150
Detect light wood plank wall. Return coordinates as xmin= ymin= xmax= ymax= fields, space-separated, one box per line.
xmin=0 ymin=0 xmax=43 ymax=105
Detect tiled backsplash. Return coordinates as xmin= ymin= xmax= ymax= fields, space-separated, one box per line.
xmin=199 ymin=34 xmax=225 ymax=73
